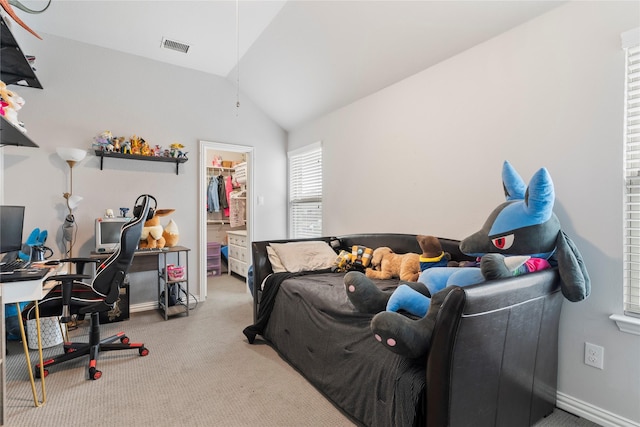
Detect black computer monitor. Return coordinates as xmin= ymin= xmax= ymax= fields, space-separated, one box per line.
xmin=0 ymin=205 xmax=25 ymax=254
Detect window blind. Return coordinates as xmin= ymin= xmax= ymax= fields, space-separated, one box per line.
xmin=288 ymin=143 xmax=322 ymax=239
xmin=623 ymin=28 xmax=640 ymax=316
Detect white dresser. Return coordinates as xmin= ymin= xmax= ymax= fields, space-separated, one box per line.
xmin=227 ymin=230 xmax=248 ymax=278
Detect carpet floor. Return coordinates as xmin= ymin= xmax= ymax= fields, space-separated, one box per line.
xmin=3 ymin=274 xmax=600 ymax=426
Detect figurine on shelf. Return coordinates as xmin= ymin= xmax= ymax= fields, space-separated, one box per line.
xmin=113 ymin=136 xmax=123 ymax=153
xmin=130 ymin=135 xmax=143 ymax=155
xmin=93 ymin=130 xmax=113 ymax=151
xmin=169 ymin=142 xmax=185 ymax=158
xmin=141 ymin=140 xmax=152 ymax=156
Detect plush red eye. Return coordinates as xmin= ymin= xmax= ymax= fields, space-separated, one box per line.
xmin=492 ymin=234 xmax=514 ymax=250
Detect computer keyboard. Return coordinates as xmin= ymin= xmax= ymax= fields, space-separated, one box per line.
xmin=0 ymin=259 xmax=30 ymax=272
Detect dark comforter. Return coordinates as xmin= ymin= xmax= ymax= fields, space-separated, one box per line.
xmin=246 ymin=271 xmax=426 ymax=427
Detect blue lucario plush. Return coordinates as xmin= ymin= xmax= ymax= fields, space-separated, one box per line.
xmin=344 ymin=160 xmax=590 ymax=358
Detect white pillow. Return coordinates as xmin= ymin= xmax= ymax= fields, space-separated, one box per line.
xmin=269 ymin=241 xmax=337 ymax=273
xmin=266 ymin=245 xmax=287 ymax=273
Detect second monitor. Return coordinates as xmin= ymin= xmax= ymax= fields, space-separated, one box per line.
xmin=95 ymin=217 xmax=131 ymax=253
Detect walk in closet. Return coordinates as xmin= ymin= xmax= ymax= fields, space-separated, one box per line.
xmin=204 ymin=148 xmax=248 ymax=278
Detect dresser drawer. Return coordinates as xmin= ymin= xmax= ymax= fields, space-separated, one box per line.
xmin=228 ymin=233 xmax=247 ymax=247
xmin=229 ymin=258 xmax=248 ymax=277
xmin=228 ymin=245 xmax=248 ymax=263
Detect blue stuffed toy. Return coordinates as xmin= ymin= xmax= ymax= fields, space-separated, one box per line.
xmin=344 ymin=160 xmax=590 ymax=358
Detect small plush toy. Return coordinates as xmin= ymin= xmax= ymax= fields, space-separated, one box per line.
xmin=0 ymin=80 xmax=26 ymax=131
xmin=365 ymin=247 xmax=421 ymax=282
xmin=139 ymin=209 xmax=175 ymax=249
xmin=345 ymin=161 xmax=590 ymax=358
xmin=332 ymin=245 xmax=374 ymax=272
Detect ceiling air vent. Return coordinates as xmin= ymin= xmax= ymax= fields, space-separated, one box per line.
xmin=161 ymin=37 xmax=190 ymax=54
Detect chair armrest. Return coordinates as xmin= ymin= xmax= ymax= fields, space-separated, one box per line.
xmin=45 ymin=273 xmax=91 ymax=323
xmin=60 ymin=257 xmax=101 ymax=275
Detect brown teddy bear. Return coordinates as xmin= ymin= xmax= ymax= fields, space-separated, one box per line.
xmin=364 ymin=235 xmax=452 ymax=282
xmin=139 ymin=209 xmax=175 ymax=249
xmin=365 ymin=247 xmax=421 ymax=282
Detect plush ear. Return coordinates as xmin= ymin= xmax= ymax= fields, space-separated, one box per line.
xmin=554 ymin=231 xmax=591 ymax=302
xmin=523 ymin=167 xmax=555 ymax=225
xmin=155 ymin=209 xmax=175 ymax=217
xmin=502 ymin=160 xmax=527 ymax=201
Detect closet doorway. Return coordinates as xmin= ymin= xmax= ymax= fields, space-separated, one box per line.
xmin=199 ymin=140 xmax=254 ymax=300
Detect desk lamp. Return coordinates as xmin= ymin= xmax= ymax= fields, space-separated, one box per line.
xmin=56 ymin=147 xmax=86 ymax=258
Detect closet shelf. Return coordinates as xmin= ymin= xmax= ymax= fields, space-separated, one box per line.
xmin=207 ymin=219 xmax=229 ymax=225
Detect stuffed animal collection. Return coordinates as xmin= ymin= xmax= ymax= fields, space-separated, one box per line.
xmin=345 ymin=161 xmax=590 ymax=359
xmin=92 ymin=131 xmax=187 ymax=159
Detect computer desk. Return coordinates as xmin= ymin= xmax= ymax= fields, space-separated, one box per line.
xmin=1 ymin=262 xmax=65 ymax=420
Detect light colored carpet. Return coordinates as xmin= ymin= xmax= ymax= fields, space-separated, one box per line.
xmin=4 ymin=274 xmax=600 ymax=426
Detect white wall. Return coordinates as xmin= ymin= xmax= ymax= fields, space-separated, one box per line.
xmin=289 ymin=2 xmax=640 ymax=425
xmin=1 ymin=32 xmax=288 ymax=303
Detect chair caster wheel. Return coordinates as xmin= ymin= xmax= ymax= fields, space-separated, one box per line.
xmin=120 ymin=336 xmax=130 ymax=344
xmin=35 ymin=368 xmax=49 ymax=379
xmin=139 ymin=347 xmax=149 ymax=356
xmin=89 ymin=367 xmax=102 ymax=380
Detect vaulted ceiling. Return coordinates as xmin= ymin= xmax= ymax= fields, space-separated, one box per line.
xmin=8 ymin=1 xmax=565 ymax=130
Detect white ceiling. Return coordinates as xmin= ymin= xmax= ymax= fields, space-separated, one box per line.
xmin=8 ymin=0 xmax=565 ymax=131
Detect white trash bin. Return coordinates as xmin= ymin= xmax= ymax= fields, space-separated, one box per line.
xmin=26 ymin=317 xmax=64 ymax=350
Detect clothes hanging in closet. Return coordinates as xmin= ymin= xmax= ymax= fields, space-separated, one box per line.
xmin=224 ymin=175 xmax=233 ymax=217
xmin=207 ymin=175 xmax=220 ymax=213
xmin=218 ymin=175 xmax=229 ymax=211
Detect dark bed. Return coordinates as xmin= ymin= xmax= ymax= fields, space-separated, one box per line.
xmin=247 ymin=234 xmax=562 ymax=427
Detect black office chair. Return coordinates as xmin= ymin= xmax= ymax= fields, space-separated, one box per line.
xmin=22 ymin=194 xmax=155 ymax=380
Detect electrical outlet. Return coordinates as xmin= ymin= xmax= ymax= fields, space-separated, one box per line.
xmin=584 ymin=342 xmax=604 ymax=369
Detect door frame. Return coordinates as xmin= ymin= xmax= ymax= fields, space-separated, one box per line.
xmin=199 ymin=140 xmax=254 ymax=299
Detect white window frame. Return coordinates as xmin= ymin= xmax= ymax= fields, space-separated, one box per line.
xmin=288 ymin=142 xmax=323 ymax=239
xmin=622 ymin=27 xmax=640 ymax=318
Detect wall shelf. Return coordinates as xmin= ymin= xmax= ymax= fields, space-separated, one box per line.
xmin=0 ymin=115 xmax=38 ymax=147
xmin=94 ymin=150 xmax=188 ymax=175
xmin=0 ymin=15 xmax=43 ymax=89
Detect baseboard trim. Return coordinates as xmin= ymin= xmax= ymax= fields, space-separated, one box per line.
xmin=130 ymin=297 xmax=203 ymax=314
xmin=130 ymin=302 xmax=158 ymax=313
xmin=557 ymin=391 xmax=639 ymax=427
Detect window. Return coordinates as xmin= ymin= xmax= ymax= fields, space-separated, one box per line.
xmin=623 ymin=28 xmax=640 ymax=316
xmin=288 ymin=142 xmax=322 ymax=238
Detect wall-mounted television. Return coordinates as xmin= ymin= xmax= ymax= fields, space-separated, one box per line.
xmin=95 ymin=217 xmax=132 ymax=253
